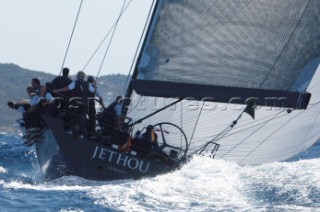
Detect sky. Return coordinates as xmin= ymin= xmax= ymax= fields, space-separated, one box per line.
xmin=0 ymin=0 xmax=153 ymax=76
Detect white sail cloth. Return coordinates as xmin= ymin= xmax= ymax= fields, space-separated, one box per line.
xmin=128 ymin=63 xmax=320 ymax=165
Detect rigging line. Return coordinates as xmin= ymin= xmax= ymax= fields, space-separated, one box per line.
xmin=219 ymin=109 xmax=285 ymax=159
xmin=219 ymin=110 xmax=288 ymax=139
xmin=238 ymin=98 xmax=320 ymax=139
xmin=307 ymin=79 xmax=320 ymax=91
xmin=59 ymin=0 xmax=84 ymax=76
xmin=181 ymin=105 xmax=309 ymax=155
xmin=188 ymin=101 xmax=205 ymax=149
xmin=127 ymin=95 xmax=142 ymax=113
xmin=206 ymin=109 xmax=247 ymax=142
xmin=297 ymin=110 xmax=320 ymax=153
xmin=258 ymin=0 xmax=312 ymax=89
xmin=187 ymin=106 xmax=288 ymax=143
xmin=300 ymin=104 xmax=320 ymax=146
xmin=238 ymin=107 xmax=311 ymax=164
xmin=189 ymin=110 xmax=288 ymax=150
xmin=95 ymin=0 xmax=127 ymax=82
xmin=211 ymin=125 xmax=233 ymax=142
xmin=82 ymin=0 xmax=134 ymax=72
xmin=309 ymin=100 xmax=320 ymax=106
xmin=181 ymin=99 xmax=183 ymax=148
xmin=130 ymin=99 xmax=183 ymax=126
xmin=189 ymin=126 xmax=231 ymax=156
xmin=192 ymin=111 xmax=246 ymax=156
xmin=150 ymin=99 xmax=318 ymax=154
xmin=122 ymin=0 xmax=157 ymax=96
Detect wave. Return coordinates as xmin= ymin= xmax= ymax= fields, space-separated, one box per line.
xmin=0 ymin=133 xmax=319 ymax=211
xmin=0 ymin=167 xmax=6 ymax=173
xmin=0 ymin=156 xmax=319 ymax=211
xmin=0 ymin=177 xmax=95 ymax=191
xmin=83 ymin=156 xmax=320 ymax=211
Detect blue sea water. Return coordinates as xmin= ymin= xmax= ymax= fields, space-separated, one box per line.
xmin=0 ymin=132 xmax=319 ymax=212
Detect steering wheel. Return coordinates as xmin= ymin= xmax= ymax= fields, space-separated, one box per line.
xmin=151 ymin=122 xmax=188 ymax=159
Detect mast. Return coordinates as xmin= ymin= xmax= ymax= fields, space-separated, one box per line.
xmin=124 ymin=0 xmax=161 ymax=100
xmin=123 ymin=0 xmax=162 ymax=114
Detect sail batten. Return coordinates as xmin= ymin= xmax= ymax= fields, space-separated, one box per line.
xmin=133 ymin=0 xmax=320 ymax=109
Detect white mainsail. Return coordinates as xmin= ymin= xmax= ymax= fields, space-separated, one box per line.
xmin=128 ymin=63 xmax=320 ymax=165
xmin=126 ymin=0 xmax=320 ymax=165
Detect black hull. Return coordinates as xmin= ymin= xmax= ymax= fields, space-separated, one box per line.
xmin=35 ymin=115 xmax=181 ymax=181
